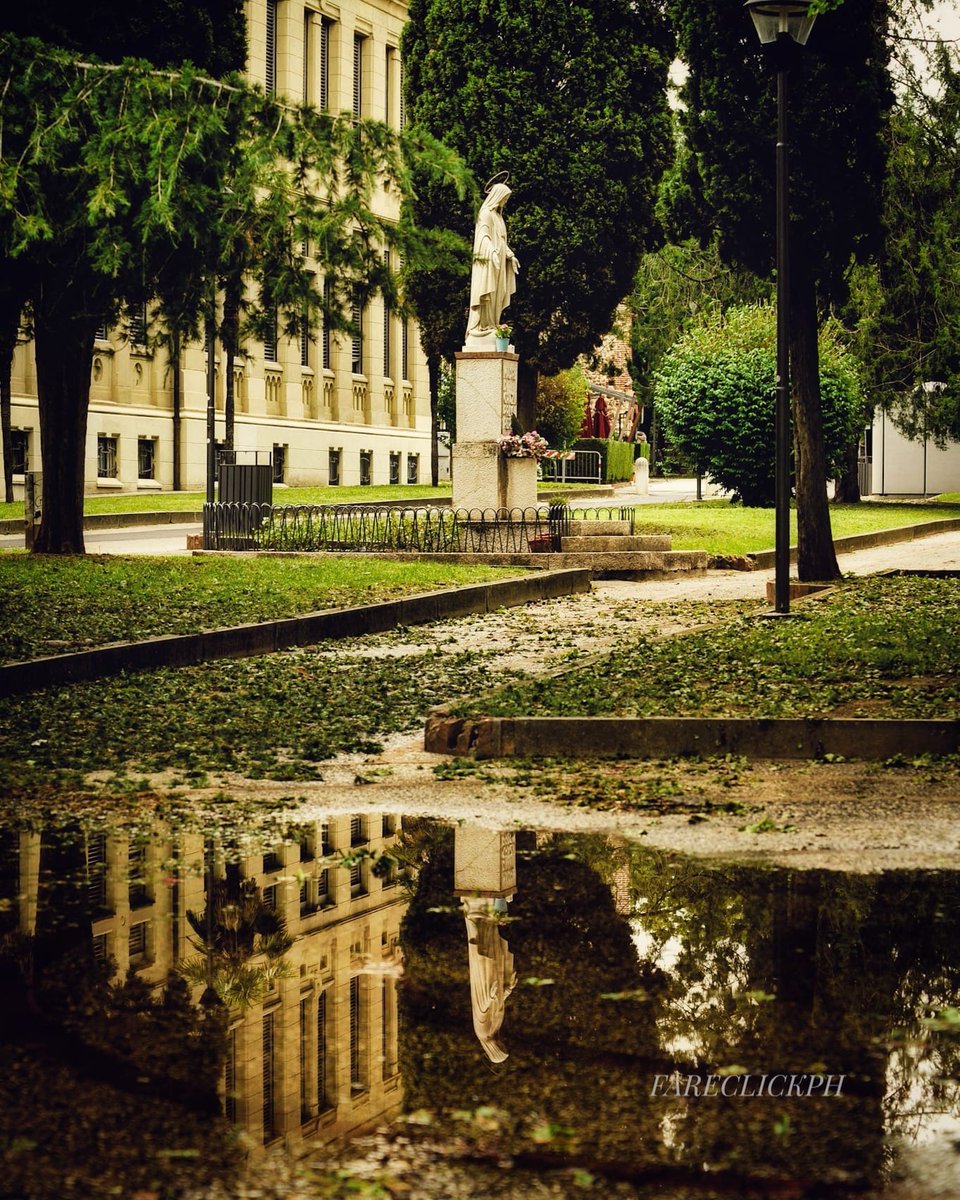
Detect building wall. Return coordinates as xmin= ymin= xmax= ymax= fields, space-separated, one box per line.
xmin=7 ymin=0 xmax=431 ymax=496
xmin=869 ymin=409 xmax=960 ymax=496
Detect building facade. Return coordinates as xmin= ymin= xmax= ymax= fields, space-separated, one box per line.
xmin=7 ymin=0 xmax=430 ymax=496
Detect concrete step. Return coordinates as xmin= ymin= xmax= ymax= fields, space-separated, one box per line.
xmin=540 ymin=550 xmax=709 ymax=573
xmin=567 ymin=519 xmax=632 ymax=535
xmin=560 ymin=534 xmax=672 ymax=552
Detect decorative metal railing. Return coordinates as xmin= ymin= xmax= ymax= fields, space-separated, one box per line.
xmin=201 ymin=502 xmax=642 ymax=552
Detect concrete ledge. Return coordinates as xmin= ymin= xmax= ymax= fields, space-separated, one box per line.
xmin=0 ymin=569 xmax=591 ymax=697
xmin=424 ymin=713 xmax=960 ymax=761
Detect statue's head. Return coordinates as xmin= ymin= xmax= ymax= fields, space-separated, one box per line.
xmin=484 ymin=181 xmax=512 ymax=211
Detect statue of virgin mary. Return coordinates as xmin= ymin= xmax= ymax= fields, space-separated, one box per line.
xmin=465 ymin=180 xmax=520 ymax=347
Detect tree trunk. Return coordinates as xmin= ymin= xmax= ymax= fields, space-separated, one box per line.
xmin=0 ymin=330 xmax=15 ymax=504
xmin=32 ymin=303 xmax=98 ymax=554
xmin=789 ymin=259 xmax=840 ymax=582
xmin=517 ymin=361 xmax=538 ymax=432
xmin=428 ymin=352 xmax=440 ymax=487
xmin=833 ymin=434 xmax=861 ymax=503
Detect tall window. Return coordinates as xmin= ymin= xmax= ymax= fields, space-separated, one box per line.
xmin=321 ymin=279 xmax=332 ymax=370
xmin=300 ymin=310 xmax=311 ymax=368
xmin=401 ymin=318 xmax=410 ymax=382
xmin=328 ymin=448 xmax=340 ymax=486
xmin=352 ymin=34 xmax=364 ymax=121
xmin=263 ymin=311 xmax=278 ymax=363
xmin=407 ymin=453 xmax=419 ymax=484
xmin=382 ymin=253 xmax=392 ymax=379
xmin=273 ymin=444 xmax=286 ymax=484
xmin=265 ymin=0 xmax=278 ymax=96
xmin=351 ymin=299 xmax=363 ymax=374
xmin=389 ymin=451 xmax=400 ymax=484
xmin=303 ymin=10 xmax=312 ymax=103
xmin=86 ymin=833 xmax=108 ymax=911
xmin=129 ymin=302 xmax=147 ymax=347
xmin=349 ymin=977 xmax=363 ymax=1091
xmin=262 ymin=1012 xmax=276 ymax=1141
xmin=385 ymin=46 xmax=396 ymax=125
xmin=300 ymin=998 xmax=311 ymax=1120
xmin=317 ymin=990 xmax=330 ymax=1110
xmin=320 ymin=17 xmax=331 ymax=110
xmin=225 ymin=1029 xmax=237 ymax=1122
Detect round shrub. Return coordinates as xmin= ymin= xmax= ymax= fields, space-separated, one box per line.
xmin=653 ymin=304 xmax=863 ymax=505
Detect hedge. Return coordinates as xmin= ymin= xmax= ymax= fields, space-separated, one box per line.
xmin=572 ymin=438 xmax=636 ymax=482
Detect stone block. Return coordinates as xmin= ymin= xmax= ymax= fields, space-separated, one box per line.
xmin=503 ymin=455 xmax=538 ymax=512
xmin=454 ymin=352 xmax=519 ymax=443
xmin=452 ymin=441 xmax=504 ymax=513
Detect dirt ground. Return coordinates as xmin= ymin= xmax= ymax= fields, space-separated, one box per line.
xmin=195 ymin=529 xmax=960 ymax=874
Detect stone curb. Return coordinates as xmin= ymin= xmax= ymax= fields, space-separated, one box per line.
xmin=0 ymin=510 xmax=205 ymax=535
xmin=715 ymin=517 xmax=960 ymax=571
xmin=0 ymin=569 xmax=591 ymax=698
xmin=423 ymin=713 xmax=959 ymax=761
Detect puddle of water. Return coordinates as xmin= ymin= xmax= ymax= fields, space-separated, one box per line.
xmin=0 ymin=814 xmax=958 ymax=1198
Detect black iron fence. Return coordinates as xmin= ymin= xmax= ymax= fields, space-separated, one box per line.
xmin=202 ymin=502 xmax=569 ymax=552
xmin=202 ymin=502 xmax=644 ymax=553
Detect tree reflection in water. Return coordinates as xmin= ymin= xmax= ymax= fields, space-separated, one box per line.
xmin=399 ymin=826 xmax=960 ymax=1191
xmin=0 ymin=817 xmax=957 ymax=1197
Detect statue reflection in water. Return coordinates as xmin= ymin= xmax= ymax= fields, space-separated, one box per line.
xmin=454 ymin=826 xmax=518 ymax=1062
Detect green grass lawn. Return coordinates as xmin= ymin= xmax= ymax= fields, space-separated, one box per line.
xmin=461 ymin=575 xmax=960 ymax=722
xmin=627 ymin=500 xmax=960 ymax=557
xmin=3 ymin=488 xmax=958 ymax=557
xmin=0 ymin=555 xmax=521 ymax=663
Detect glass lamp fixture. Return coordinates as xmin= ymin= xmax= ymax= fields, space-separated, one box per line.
xmin=744 ymin=0 xmax=817 ymax=45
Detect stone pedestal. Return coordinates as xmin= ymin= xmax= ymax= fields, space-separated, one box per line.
xmin=453 ymin=827 xmax=517 ymax=898
xmin=452 ymin=350 xmax=537 ymax=513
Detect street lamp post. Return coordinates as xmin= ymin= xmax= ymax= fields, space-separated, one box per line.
xmin=744 ymin=0 xmax=816 ymax=615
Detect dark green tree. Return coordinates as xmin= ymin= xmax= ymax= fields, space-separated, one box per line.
xmin=401 ymin=0 xmax=674 ymax=431
xmin=0 ymin=1 xmax=247 ymax=509
xmin=0 ymin=34 xmax=465 ymax=553
xmin=849 ymin=44 xmax=960 ymax=447
xmin=628 ymin=238 xmax=771 ymax=470
xmin=667 ymin=0 xmax=893 ymax=579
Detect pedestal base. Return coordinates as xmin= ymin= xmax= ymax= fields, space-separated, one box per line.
xmin=451 ymin=444 xmax=538 ymax=513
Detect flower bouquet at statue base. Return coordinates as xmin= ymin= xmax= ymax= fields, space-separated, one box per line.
xmin=496 ymin=430 xmax=549 ymax=460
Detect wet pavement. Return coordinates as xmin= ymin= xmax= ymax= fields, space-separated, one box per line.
xmin=2 ymin=812 xmax=958 ymax=1199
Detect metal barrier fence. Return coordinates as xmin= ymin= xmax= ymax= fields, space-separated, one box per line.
xmin=539 ymin=449 xmax=603 ymax=485
xmin=202 ymin=502 xmax=643 ymax=552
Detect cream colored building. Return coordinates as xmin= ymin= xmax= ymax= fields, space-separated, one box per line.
xmin=7 ymin=0 xmax=430 ymax=496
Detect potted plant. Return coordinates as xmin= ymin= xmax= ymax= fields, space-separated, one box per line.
xmin=494 ymin=324 xmax=512 ymax=352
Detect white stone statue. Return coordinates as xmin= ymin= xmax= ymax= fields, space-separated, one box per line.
xmin=465 ymin=181 xmax=520 ymax=347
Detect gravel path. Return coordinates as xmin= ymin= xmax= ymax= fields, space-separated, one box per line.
xmin=211 ymin=529 xmax=960 ymax=873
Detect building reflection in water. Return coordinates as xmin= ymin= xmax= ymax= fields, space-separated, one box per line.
xmin=2 ymin=814 xmax=409 ymax=1157
xmin=3 ymin=819 xmax=959 ymax=1196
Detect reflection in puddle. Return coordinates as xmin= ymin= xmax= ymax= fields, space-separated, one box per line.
xmin=0 ymin=816 xmax=958 ymax=1197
